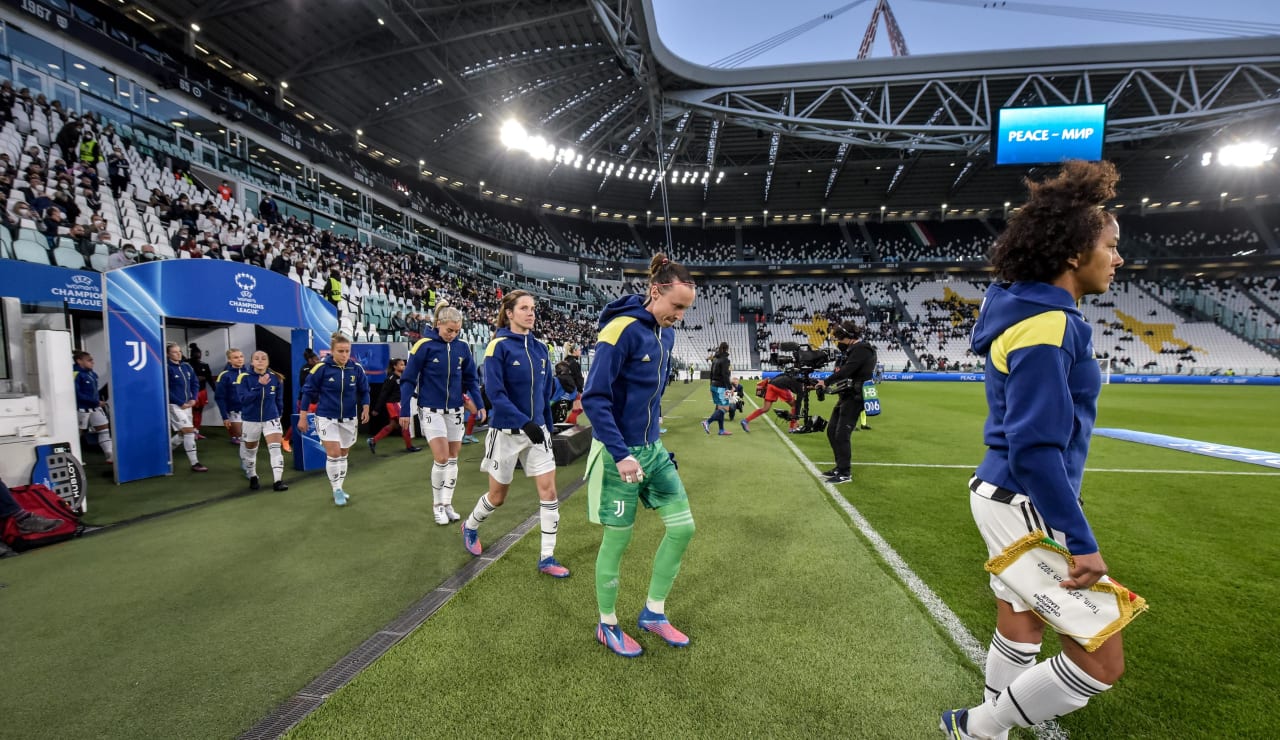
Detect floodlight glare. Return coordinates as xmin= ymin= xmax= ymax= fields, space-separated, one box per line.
xmin=500 ymin=119 xmax=527 ymax=149
xmin=1217 ymin=142 xmax=1275 ymax=167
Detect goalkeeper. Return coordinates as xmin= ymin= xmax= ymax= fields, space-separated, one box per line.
xmin=581 ymin=253 xmax=697 ymax=658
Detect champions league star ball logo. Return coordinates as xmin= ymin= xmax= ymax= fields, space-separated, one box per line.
xmin=235 ymin=272 xmax=257 ymax=299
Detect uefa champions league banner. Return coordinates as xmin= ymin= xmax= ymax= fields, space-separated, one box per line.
xmin=106 ymin=260 xmax=337 ymax=484
xmin=0 ymin=258 xmax=102 ymax=309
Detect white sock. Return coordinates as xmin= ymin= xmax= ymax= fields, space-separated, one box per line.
xmin=645 ymin=599 xmax=665 ymax=614
xmin=442 ymin=458 xmax=458 ymax=507
xmin=981 ymin=633 xmax=1040 ymax=740
xmin=241 ymin=444 xmax=257 ymax=478
xmin=431 ymin=462 xmax=447 ymax=506
xmin=170 ymin=433 xmax=181 ymax=449
xmin=539 ymin=499 xmax=559 ymax=559
xmin=268 ymin=443 xmax=283 ymax=482
xmin=326 ymin=456 xmax=342 ymax=492
xmin=337 ymin=455 xmax=348 ymax=489
xmin=183 ymin=433 xmax=198 ymax=465
xmin=465 ymin=493 xmax=496 ymax=530
xmin=967 ymin=654 xmax=1111 ymax=738
xmin=98 ymin=430 xmax=113 ymax=460
xmin=599 ymin=612 xmax=618 ymax=626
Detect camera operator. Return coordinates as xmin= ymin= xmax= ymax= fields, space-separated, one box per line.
xmin=816 ymin=322 xmax=877 ymax=484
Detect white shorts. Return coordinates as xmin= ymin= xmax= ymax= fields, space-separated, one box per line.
xmin=168 ymin=404 xmax=194 ymax=431
xmin=242 ymin=418 xmax=283 ymax=443
xmin=316 ymin=416 xmax=358 ymax=448
xmin=226 ymin=411 xmax=243 ymax=423
xmin=969 ymin=478 xmax=1068 ymax=613
xmin=419 ymin=406 xmax=465 ymax=443
xmin=480 ymin=426 xmax=556 ymax=485
xmin=78 ymin=407 xmax=109 ymax=430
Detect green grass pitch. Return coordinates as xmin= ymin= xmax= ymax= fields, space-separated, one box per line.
xmin=0 ymin=381 xmax=1276 ymax=738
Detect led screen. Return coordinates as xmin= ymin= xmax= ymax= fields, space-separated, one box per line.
xmin=993 ymin=104 xmax=1106 ymax=166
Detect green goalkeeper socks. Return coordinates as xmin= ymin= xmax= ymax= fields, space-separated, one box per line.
xmin=647 ymin=501 xmax=696 ymax=604
xmin=595 ymin=524 xmax=634 ymax=617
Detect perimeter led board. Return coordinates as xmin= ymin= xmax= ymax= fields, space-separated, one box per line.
xmin=993 ymin=104 xmax=1107 ymax=166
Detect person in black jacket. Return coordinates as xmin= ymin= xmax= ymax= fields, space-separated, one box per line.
xmin=563 ymin=343 xmax=586 ymax=425
xmin=700 ymin=342 xmax=734 ymax=436
xmin=816 ymin=322 xmax=877 ymax=484
xmin=367 ymin=358 xmax=420 ymax=453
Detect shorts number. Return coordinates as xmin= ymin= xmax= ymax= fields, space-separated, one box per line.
xmin=453 ymin=412 xmax=463 ymax=426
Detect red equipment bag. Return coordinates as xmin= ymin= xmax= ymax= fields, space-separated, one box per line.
xmin=1 ymin=484 xmax=84 ymax=551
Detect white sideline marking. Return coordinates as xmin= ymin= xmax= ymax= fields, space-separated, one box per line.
xmin=748 ymin=399 xmax=1069 ymax=740
xmin=816 ymin=461 xmax=1280 ymax=477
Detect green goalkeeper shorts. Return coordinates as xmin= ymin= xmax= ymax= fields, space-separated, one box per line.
xmin=586 ymin=439 xmax=687 ymax=527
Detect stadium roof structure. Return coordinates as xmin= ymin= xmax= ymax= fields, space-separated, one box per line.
xmin=115 ymin=0 xmax=1280 ymax=219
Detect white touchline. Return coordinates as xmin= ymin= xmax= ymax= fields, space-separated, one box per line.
xmin=747 ymin=398 xmax=1069 ymax=740
xmin=846 ymin=462 xmax=1280 ymax=476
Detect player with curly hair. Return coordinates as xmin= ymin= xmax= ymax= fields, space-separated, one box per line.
xmin=942 ymin=160 xmax=1127 ymax=739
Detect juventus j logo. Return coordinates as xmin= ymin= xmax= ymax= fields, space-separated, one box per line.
xmin=125 ymin=340 xmax=148 ymax=371
xmin=614 ymin=500 xmax=625 ymax=517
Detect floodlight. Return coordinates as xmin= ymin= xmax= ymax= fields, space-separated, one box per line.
xmin=1217 ymin=142 xmax=1275 ymax=168
xmin=500 ymin=119 xmax=527 ymax=149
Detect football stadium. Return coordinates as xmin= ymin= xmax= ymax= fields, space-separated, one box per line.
xmin=0 ymin=0 xmax=1277 ymax=738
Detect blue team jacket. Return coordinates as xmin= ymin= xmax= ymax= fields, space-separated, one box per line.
xmin=167 ymin=359 xmax=199 ymax=406
xmin=299 ymin=356 xmax=370 ymax=420
xmin=483 ymin=327 xmax=555 ymax=431
xmin=581 ymin=295 xmax=674 ymax=462
xmin=73 ymin=364 xmax=100 ymax=410
xmin=400 ymin=326 xmax=482 ymax=415
xmin=236 ymin=368 xmax=285 ymax=422
xmin=972 ymin=281 xmax=1101 ymax=555
xmin=214 ymin=362 xmax=246 ymax=416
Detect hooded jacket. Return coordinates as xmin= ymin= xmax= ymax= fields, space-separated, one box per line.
xmin=581 ymin=295 xmax=674 ymax=462
xmin=300 ymin=355 xmax=371 ymax=421
xmin=971 ymin=282 xmax=1101 ymax=555
xmin=709 ymin=350 xmax=731 ymax=388
xmin=236 ymin=367 xmax=285 ymax=423
xmin=483 ymin=327 xmax=555 ymax=431
xmin=400 ymin=325 xmax=483 ymax=414
xmin=167 ymin=359 xmax=199 ymax=406
xmin=214 ymin=362 xmax=246 ymax=416
xmin=73 ymin=363 xmax=101 ymax=410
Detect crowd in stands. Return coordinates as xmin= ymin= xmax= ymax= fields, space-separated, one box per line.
xmin=429 ymin=195 xmax=558 ymax=254
xmin=745 ymin=224 xmax=846 ymax=263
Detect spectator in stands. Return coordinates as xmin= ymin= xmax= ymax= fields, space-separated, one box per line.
xmin=51 ymin=184 xmax=78 ymax=225
xmin=217 ymin=181 xmax=233 ymax=201
xmin=0 ymin=81 xmax=15 ymax=124
xmin=41 ymin=205 xmax=65 ymax=250
xmin=106 ymin=244 xmax=138 ymax=271
xmin=166 ymin=342 xmax=207 ymax=473
xmin=22 ymin=177 xmax=52 ymax=215
xmin=389 ymin=311 xmax=408 ymax=339
xmin=0 ymin=477 xmax=65 ymax=558
xmin=298 ymin=332 xmax=370 ymax=507
xmin=236 ymin=351 xmax=289 ymax=491
xmin=581 ymin=253 xmax=697 ymax=657
xmin=460 ymin=290 xmax=567 ymax=578
xmin=107 ymin=149 xmax=131 ymax=199
xmin=139 ymin=244 xmax=158 ymax=263
xmin=259 ymin=193 xmax=281 ymax=225
xmin=67 ymin=223 xmax=94 ymax=259
xmin=55 ymin=117 xmax=80 ymax=157
xmin=399 ymin=302 xmax=485 ymax=525
xmin=701 ymin=342 xmax=734 ymax=436
xmin=942 ymin=160 xmax=1126 ymax=740
xmin=323 ymin=269 xmax=342 ymax=309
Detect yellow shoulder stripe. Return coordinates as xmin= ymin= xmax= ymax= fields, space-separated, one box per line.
xmin=990 ymin=311 xmax=1068 ymax=374
xmin=597 ymin=316 xmax=637 ymax=346
xmin=411 ymin=338 xmax=432 ymax=354
xmin=309 ymin=363 xmax=325 ymax=374
xmin=484 ymin=337 xmax=507 ymax=358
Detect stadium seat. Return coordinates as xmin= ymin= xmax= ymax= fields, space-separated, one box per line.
xmin=13 ymin=240 xmax=51 ymax=265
